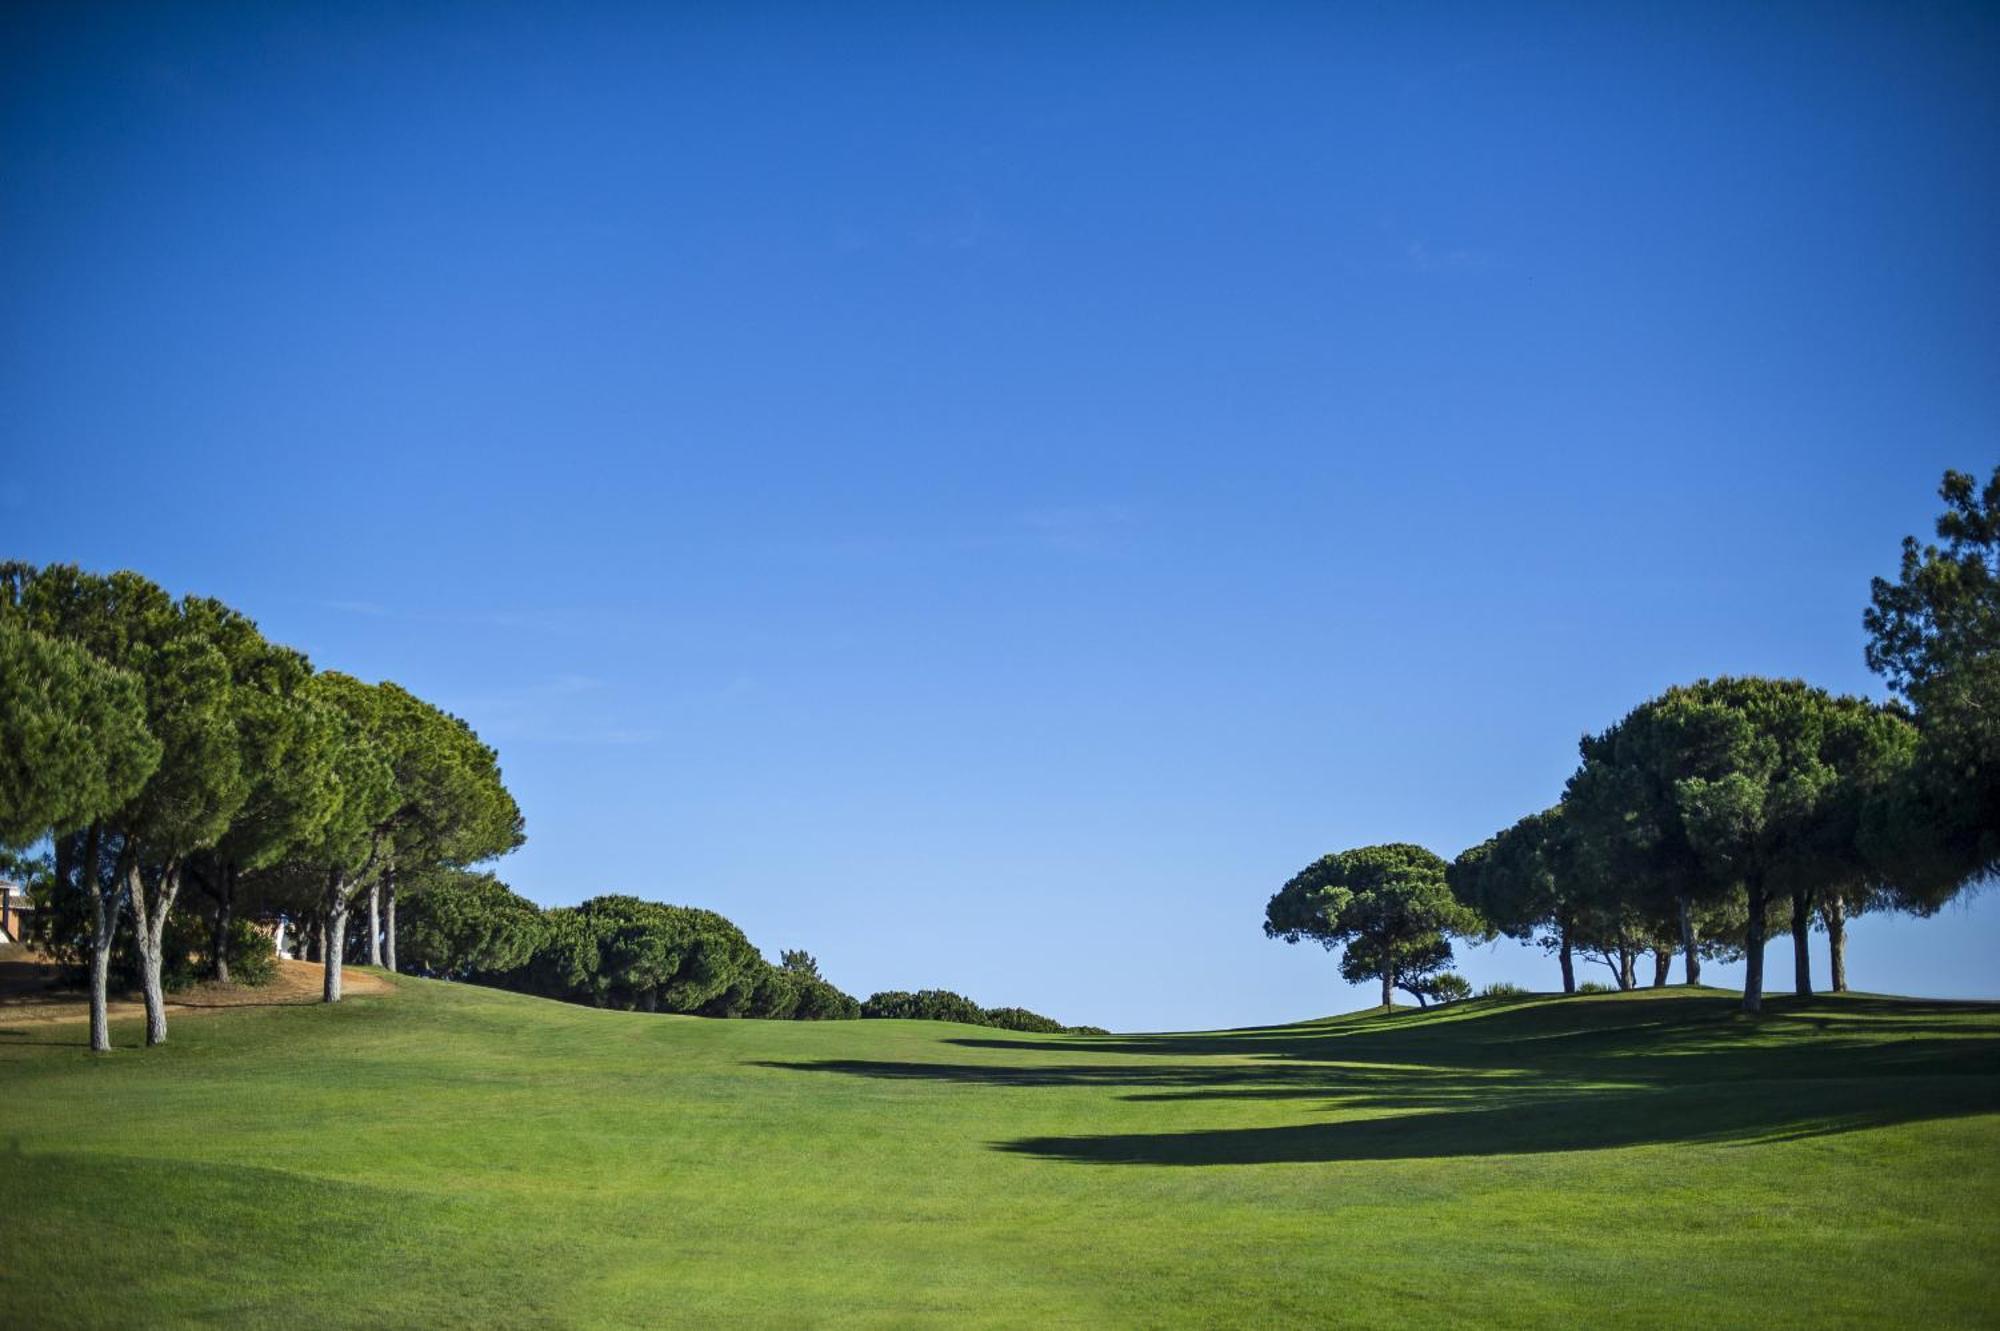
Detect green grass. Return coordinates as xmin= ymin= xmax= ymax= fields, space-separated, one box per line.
xmin=2 ymin=978 xmax=1996 ymax=1328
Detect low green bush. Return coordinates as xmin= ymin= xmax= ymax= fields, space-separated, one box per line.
xmin=982 ymin=1006 xmax=1066 ymax=1033
xmin=218 ymin=919 xmax=278 ymax=987
xmin=1479 ymin=981 xmax=1530 ymax=999
xmin=1427 ymin=973 xmax=1473 ymax=1005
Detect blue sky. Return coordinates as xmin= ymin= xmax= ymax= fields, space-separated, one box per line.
xmin=3 ymin=2 xmax=1995 ymax=1030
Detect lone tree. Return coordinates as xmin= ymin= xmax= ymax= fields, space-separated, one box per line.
xmin=1864 ymin=464 xmax=2000 ymax=901
xmin=1265 ymin=843 xmax=1483 ymax=1009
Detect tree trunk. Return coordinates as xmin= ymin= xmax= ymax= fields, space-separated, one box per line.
xmin=1823 ymin=894 xmax=1848 ymax=993
xmin=79 ymin=826 xmax=115 ymax=1054
xmin=1791 ymin=888 xmax=1813 ymax=998
xmin=1678 ymin=896 xmax=1701 ymax=986
xmin=210 ymin=865 xmax=235 ymax=984
xmin=322 ymin=871 xmax=348 ymax=1004
xmin=1559 ymin=926 xmax=1576 ymax=994
xmin=306 ymin=916 xmax=321 ymax=963
xmin=1617 ymin=944 xmax=1636 ymax=992
xmin=366 ymin=876 xmax=382 ymax=967
xmin=126 ymin=857 xmax=180 ymax=1047
xmin=1742 ymin=876 xmax=1768 ymax=1014
xmin=1652 ymin=947 xmax=1671 ymax=987
xmin=1380 ymin=959 xmax=1393 ymax=1010
xmin=383 ymin=866 xmax=398 ymax=973
xmin=274 ymin=916 xmax=288 ymax=958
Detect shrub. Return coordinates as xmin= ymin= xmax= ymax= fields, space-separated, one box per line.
xmin=861 ymin=989 xmax=988 ymax=1025
xmin=1576 ymin=980 xmax=1613 ymax=995
xmin=1426 ymin=973 xmax=1473 ymax=1005
xmin=789 ymin=976 xmax=861 ymax=1021
xmin=1478 ymin=981 xmax=1530 ymax=999
xmin=399 ymin=870 xmax=543 ymax=981
xmin=216 ymin=919 xmax=277 ymax=987
xmin=501 ymin=896 xmax=764 ymax=1014
xmin=1064 ymin=1025 xmax=1111 ymax=1036
xmin=982 ymin=1006 xmax=1066 ymax=1034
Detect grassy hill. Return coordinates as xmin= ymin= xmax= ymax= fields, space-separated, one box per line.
xmin=2 ymin=978 xmax=1996 ymax=1328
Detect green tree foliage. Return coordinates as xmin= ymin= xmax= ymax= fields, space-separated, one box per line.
xmin=0 ymin=615 xmax=160 ymax=849
xmin=981 ymin=1007 xmax=1069 ymax=1033
xmin=1421 ymin=972 xmax=1473 ymax=1004
xmin=178 ymin=597 xmax=334 ymax=983
xmin=396 ymin=869 xmax=544 ymax=980
xmin=1567 ymin=677 xmax=1915 ymax=1012
xmin=503 ymin=896 xmax=764 ymax=1013
xmin=1864 ymin=464 xmax=2000 ymax=899
xmin=285 ymin=675 xmax=397 ymax=1003
xmin=861 ymin=989 xmax=989 ymax=1024
xmin=309 ymin=674 xmax=524 ymax=975
xmin=1265 ymin=843 xmax=1484 ymax=1009
xmin=1450 ymin=808 xmax=1586 ymax=993
xmin=3 ymin=565 xmax=252 ymax=1048
xmin=856 ymin=989 xmax=1090 ymax=1031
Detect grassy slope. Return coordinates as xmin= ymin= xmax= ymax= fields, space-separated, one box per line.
xmin=1 ymin=979 xmax=1996 ymax=1329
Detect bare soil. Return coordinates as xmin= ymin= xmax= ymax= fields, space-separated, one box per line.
xmin=0 ymin=947 xmax=391 ymax=1026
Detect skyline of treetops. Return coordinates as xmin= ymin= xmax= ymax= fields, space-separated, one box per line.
xmin=5 ymin=464 xmax=1992 ymax=1033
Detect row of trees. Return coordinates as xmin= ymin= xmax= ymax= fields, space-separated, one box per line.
xmin=1267 ymin=466 xmax=1997 ymax=1014
xmin=0 ymin=561 xmax=1097 ymax=1042
xmin=394 ymin=872 xmax=1102 ymax=1030
xmin=0 ymin=563 xmax=523 ymax=1051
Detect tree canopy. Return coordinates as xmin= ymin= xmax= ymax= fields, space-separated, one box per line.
xmin=1265 ymin=843 xmax=1482 ymax=1008
xmin=1865 ymin=464 xmax=2000 ymax=897
xmin=0 ymin=615 xmax=160 ymax=848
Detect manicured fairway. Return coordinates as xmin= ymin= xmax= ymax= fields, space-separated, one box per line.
xmin=2 ymin=977 xmax=1996 ymax=1328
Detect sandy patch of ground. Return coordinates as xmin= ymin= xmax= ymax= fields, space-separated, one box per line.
xmin=0 ymin=948 xmax=391 ymax=1027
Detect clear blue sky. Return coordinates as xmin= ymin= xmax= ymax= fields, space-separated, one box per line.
xmin=3 ymin=2 xmax=1995 ymax=1030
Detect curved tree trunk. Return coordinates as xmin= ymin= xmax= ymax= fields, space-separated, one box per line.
xmin=322 ymin=871 xmax=348 ymax=1004
xmin=1652 ymin=948 xmax=1671 ymax=987
xmin=1559 ymin=926 xmax=1576 ymax=994
xmin=1791 ymin=889 xmax=1813 ymax=998
xmin=1617 ymin=944 xmax=1636 ymax=992
xmin=1822 ymin=894 xmax=1848 ymax=992
xmin=1743 ymin=876 xmax=1768 ymax=1014
xmin=383 ymin=867 xmax=398 ymax=974
xmin=1678 ymin=897 xmax=1701 ymax=986
xmin=366 ymin=877 xmax=382 ymax=967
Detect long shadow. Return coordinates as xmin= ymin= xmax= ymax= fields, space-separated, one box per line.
xmin=997 ymin=1076 xmax=1994 ymax=1165
xmin=753 ymin=993 xmax=2000 ymax=1164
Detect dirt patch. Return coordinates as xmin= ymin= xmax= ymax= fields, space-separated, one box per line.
xmin=0 ymin=951 xmax=392 ymax=1027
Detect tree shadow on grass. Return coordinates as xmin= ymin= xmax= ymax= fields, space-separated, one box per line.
xmin=753 ymin=992 xmax=2000 ymax=1164
xmin=996 ymin=1077 xmax=1995 ymax=1165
